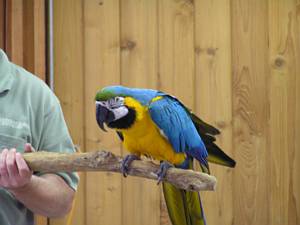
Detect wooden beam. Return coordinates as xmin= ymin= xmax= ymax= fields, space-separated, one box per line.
xmin=24 ymin=150 xmax=217 ymax=192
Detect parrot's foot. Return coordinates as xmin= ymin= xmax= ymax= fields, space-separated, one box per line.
xmin=121 ymin=154 xmax=140 ymax=177
xmin=156 ymin=161 xmax=174 ymax=184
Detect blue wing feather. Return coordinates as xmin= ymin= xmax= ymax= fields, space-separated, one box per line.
xmin=148 ymin=96 xmax=208 ymax=166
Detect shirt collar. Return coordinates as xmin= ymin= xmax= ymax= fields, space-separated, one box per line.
xmin=0 ymin=49 xmax=14 ymax=93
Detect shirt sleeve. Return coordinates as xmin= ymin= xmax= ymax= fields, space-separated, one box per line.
xmin=35 ymin=95 xmax=79 ymax=191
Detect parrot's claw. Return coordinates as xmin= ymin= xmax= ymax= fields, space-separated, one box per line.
xmin=156 ymin=161 xmax=173 ymax=184
xmin=121 ymin=154 xmax=140 ymax=177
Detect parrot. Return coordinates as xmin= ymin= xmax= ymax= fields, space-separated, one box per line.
xmin=95 ymin=85 xmax=235 ymax=225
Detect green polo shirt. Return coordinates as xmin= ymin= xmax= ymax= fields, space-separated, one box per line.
xmin=0 ymin=49 xmax=79 ymax=225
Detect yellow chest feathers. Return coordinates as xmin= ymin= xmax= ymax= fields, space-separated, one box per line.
xmin=116 ymin=97 xmax=186 ymax=165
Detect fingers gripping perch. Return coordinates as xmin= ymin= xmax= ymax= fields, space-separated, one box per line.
xmin=0 ymin=143 xmax=33 ymax=190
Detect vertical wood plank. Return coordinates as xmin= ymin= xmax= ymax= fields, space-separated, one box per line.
xmin=295 ymin=0 xmax=300 ymax=222
xmin=158 ymin=0 xmax=195 ymax=106
xmin=23 ymin=0 xmax=46 ymax=80
xmin=120 ymin=1 xmax=160 ymax=225
xmin=52 ymin=0 xmax=85 ymax=225
xmin=0 ymin=0 xmax=4 ymax=49
xmin=231 ymin=1 xmax=270 ymax=225
xmin=5 ymin=0 xmax=23 ymax=65
xmin=269 ymin=0 xmax=300 ymax=224
xmin=35 ymin=216 xmax=48 ymax=225
xmin=158 ymin=0 xmax=195 ymax=224
xmin=5 ymin=0 xmax=45 ymax=79
xmin=194 ymin=1 xmax=233 ymax=225
xmin=121 ymin=0 xmax=158 ymax=88
xmin=83 ymin=1 xmax=122 ymax=225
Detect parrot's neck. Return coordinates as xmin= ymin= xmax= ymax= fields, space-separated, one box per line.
xmin=107 ymin=107 xmax=136 ymax=130
xmin=113 ymin=97 xmax=152 ymax=138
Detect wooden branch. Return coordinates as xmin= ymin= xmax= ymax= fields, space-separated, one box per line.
xmin=23 ymin=150 xmax=217 ymax=192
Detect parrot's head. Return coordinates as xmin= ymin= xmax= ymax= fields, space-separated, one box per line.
xmin=95 ymin=86 xmax=136 ymax=132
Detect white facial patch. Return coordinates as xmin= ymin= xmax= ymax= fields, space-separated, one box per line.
xmin=96 ymin=101 xmax=109 ymax=107
xmin=96 ymin=98 xmax=128 ymax=121
xmin=112 ymin=106 xmax=129 ymax=120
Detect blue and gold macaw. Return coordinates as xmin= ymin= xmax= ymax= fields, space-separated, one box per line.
xmin=95 ymin=86 xmax=235 ymax=225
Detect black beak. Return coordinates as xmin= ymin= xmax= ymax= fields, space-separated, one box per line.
xmin=96 ymin=104 xmax=115 ymax=132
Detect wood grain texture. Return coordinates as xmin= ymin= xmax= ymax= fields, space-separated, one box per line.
xmin=0 ymin=0 xmax=4 ymax=49
xmin=231 ymin=0 xmax=270 ymax=225
xmin=269 ymin=0 xmax=300 ymax=224
xmin=5 ymin=0 xmax=45 ymax=79
xmin=120 ymin=1 xmax=160 ymax=225
xmin=194 ymin=1 xmax=233 ymax=225
xmin=158 ymin=0 xmax=195 ymax=106
xmin=23 ymin=151 xmax=217 ymax=191
xmin=83 ymin=1 xmax=122 ymax=225
xmin=35 ymin=216 xmax=48 ymax=225
xmin=5 ymin=0 xmax=23 ymax=65
xmin=23 ymin=0 xmax=46 ymax=80
xmin=52 ymin=1 xmax=85 ymax=225
xmin=49 ymin=0 xmax=300 ymax=224
xmin=294 ymin=0 xmax=300 ymax=222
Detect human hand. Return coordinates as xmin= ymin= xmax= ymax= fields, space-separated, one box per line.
xmin=0 ymin=143 xmax=34 ymax=191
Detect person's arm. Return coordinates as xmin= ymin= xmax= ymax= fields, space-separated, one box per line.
xmin=0 ymin=145 xmax=75 ymax=218
xmin=11 ymin=174 xmax=74 ymax=218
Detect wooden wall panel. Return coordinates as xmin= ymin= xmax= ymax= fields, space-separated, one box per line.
xmin=51 ymin=1 xmax=300 ymax=225
xmin=231 ymin=1 xmax=270 ymax=225
xmin=52 ymin=1 xmax=85 ymax=225
xmin=83 ymin=1 xmax=122 ymax=225
xmin=120 ymin=1 xmax=160 ymax=225
xmin=5 ymin=0 xmax=23 ymax=65
xmin=158 ymin=0 xmax=195 ymax=106
xmin=23 ymin=0 xmax=46 ymax=80
xmin=295 ymin=1 xmax=300 ymax=221
xmin=5 ymin=0 xmax=45 ymax=79
xmin=269 ymin=0 xmax=300 ymax=224
xmin=194 ymin=1 xmax=233 ymax=225
xmin=0 ymin=0 xmax=4 ymax=49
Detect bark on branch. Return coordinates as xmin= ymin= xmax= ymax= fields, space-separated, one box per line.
xmin=23 ymin=150 xmax=217 ymax=192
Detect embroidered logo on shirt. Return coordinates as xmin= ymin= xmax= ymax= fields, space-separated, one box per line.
xmin=0 ymin=117 xmax=30 ymax=130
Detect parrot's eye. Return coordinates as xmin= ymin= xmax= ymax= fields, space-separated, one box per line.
xmin=108 ymin=97 xmax=124 ymax=109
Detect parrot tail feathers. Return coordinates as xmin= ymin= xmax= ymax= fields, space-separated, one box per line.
xmin=206 ymin=143 xmax=236 ymax=168
xmin=163 ymin=182 xmax=206 ymax=225
xmin=190 ymin=113 xmax=220 ymax=135
xmin=190 ymin=112 xmax=236 ymax=168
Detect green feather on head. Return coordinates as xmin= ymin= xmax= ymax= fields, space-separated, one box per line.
xmin=95 ymin=89 xmax=118 ymax=101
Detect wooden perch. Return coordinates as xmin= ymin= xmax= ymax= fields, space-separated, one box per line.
xmin=23 ymin=150 xmax=217 ymax=192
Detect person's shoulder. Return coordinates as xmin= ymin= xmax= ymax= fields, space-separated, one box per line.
xmin=11 ymin=63 xmax=60 ymax=109
xmin=13 ymin=64 xmax=47 ymax=88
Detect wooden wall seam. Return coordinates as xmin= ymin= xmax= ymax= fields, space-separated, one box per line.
xmin=0 ymin=0 xmax=5 ymax=50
